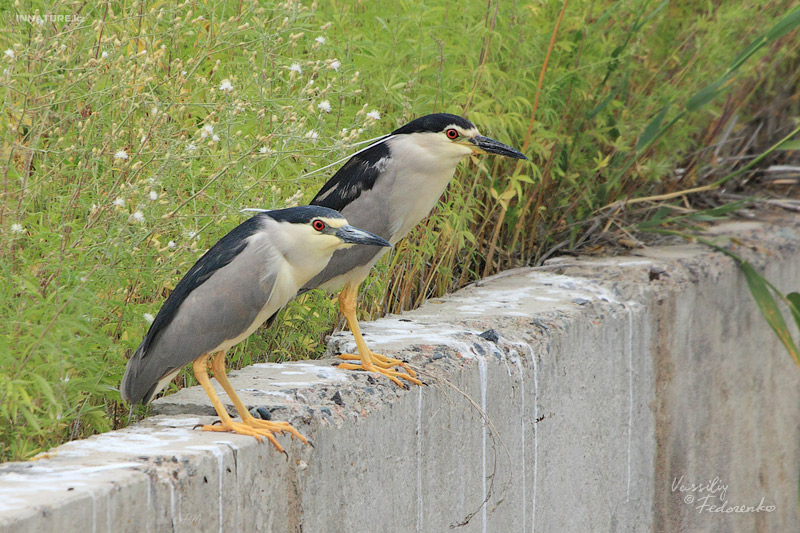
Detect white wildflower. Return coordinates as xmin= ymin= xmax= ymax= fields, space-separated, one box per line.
xmin=186 ymin=142 xmax=197 ymax=151
xmin=130 ymin=211 xmax=145 ymax=223
xmin=317 ymin=100 xmax=331 ymax=113
xmin=315 ymin=36 xmax=326 ymax=45
xmin=366 ymin=110 xmax=381 ymax=120
xmin=181 ymin=70 xmax=187 ymax=76
xmin=10 ymin=223 xmax=24 ymax=234
xmin=143 ymin=313 xmax=154 ymax=324
xmin=187 ymin=231 xmax=198 ymax=240
xmin=219 ymin=78 xmax=234 ymax=92
xmin=285 ymin=189 xmax=304 ymax=207
xmin=4 ymin=50 xmax=14 ymax=60
xmin=101 ymin=51 xmax=109 ymax=59
xmin=259 ymin=146 xmax=269 ymax=154
xmin=289 ymin=63 xmax=302 ymax=74
xmin=329 ymin=60 xmax=341 ymax=71
xmin=305 ymin=130 xmax=319 ymax=140
xmin=113 ymin=198 xmax=125 ymax=207
xmin=212 ymin=134 xmax=220 ymax=142
xmin=114 ymin=149 xmax=129 ymax=160
xmin=200 ymin=124 xmax=213 ymax=139
xmin=167 ymin=240 xmax=176 ymax=248
xmin=149 ymin=191 xmax=158 ymax=201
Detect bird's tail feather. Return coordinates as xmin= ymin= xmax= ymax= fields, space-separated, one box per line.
xmin=119 ymin=343 xmax=145 ymax=405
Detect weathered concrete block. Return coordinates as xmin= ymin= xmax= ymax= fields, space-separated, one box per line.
xmin=1 ymin=219 xmax=798 ymax=532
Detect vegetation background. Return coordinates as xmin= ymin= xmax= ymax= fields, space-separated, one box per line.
xmin=1 ymin=0 xmax=798 ymax=461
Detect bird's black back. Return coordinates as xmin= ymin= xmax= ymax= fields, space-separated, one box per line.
xmin=311 ymin=113 xmax=475 ymax=213
xmin=311 ymin=138 xmax=391 ymax=212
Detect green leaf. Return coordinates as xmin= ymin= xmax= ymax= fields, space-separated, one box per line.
xmin=686 ymin=78 xmax=730 ymax=112
xmin=636 ymin=103 xmax=671 ymax=151
xmin=687 ymin=8 xmax=800 ymax=113
xmin=775 ymin=139 xmax=800 ymax=151
xmin=786 ymin=292 xmax=800 ymax=332
xmin=632 ymin=0 xmax=669 ymax=31
xmin=765 ymin=7 xmax=800 ymax=42
xmin=740 ymin=262 xmax=800 ymax=367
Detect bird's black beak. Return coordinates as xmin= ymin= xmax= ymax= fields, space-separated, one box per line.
xmin=335 ymin=226 xmax=391 ymax=247
xmin=469 ymin=135 xmax=527 ymax=160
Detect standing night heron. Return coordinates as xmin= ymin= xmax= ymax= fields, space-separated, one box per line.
xmin=305 ymin=113 xmax=527 ymax=386
xmin=120 ymin=206 xmax=390 ymax=453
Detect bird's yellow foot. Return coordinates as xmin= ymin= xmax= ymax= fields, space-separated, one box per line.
xmin=246 ymin=417 xmax=310 ymax=446
xmin=199 ymin=418 xmax=305 ymax=454
xmin=337 ymin=355 xmax=422 ymax=387
xmin=337 ymin=351 xmax=418 ymax=377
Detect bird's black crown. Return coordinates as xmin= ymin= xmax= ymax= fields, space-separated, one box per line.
xmin=392 ymin=113 xmax=475 ymax=135
xmin=266 ymin=205 xmax=345 ymax=224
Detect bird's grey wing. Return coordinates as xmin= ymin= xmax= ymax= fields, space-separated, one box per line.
xmin=137 ymin=216 xmax=265 ymax=358
xmin=303 ymin=186 xmax=392 ymax=292
xmin=301 ymin=239 xmax=389 ymax=293
xmin=121 ymin=216 xmax=277 ymax=405
xmin=303 ymin=140 xmax=394 ymax=292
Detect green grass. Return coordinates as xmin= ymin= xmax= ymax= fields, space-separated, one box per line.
xmin=1 ymin=0 xmax=797 ymax=461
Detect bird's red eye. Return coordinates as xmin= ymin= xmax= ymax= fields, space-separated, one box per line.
xmin=312 ymin=219 xmax=326 ymax=231
xmin=446 ymin=128 xmax=458 ymax=139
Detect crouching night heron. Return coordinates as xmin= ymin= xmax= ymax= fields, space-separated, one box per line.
xmin=304 ymin=113 xmax=527 ymax=386
xmin=120 ymin=206 xmax=390 ymax=452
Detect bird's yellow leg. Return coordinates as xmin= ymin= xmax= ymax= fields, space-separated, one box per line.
xmin=210 ymin=352 xmax=309 ymax=447
xmin=193 ymin=354 xmax=287 ymax=454
xmin=336 ymin=284 xmax=422 ymax=387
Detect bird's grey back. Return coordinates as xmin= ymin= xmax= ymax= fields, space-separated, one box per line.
xmin=305 ymin=130 xmax=459 ymax=292
xmin=304 ymin=140 xmax=395 ymax=291
xmin=121 ymin=216 xmax=278 ymax=405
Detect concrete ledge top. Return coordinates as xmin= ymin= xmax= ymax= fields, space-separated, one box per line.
xmin=2 ymin=218 xmax=799 ymax=532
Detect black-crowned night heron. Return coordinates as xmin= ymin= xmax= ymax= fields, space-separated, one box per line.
xmin=121 ymin=206 xmax=390 ymax=452
xmin=304 ymin=113 xmax=527 ymax=386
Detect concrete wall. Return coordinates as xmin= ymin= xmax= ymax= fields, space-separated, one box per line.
xmin=1 ymin=219 xmax=799 ymax=532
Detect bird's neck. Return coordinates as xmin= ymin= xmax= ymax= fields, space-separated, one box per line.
xmin=385 ymin=136 xmax=465 ymax=240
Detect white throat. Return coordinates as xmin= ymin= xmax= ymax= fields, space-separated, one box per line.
xmin=384 ymin=133 xmax=470 ymax=241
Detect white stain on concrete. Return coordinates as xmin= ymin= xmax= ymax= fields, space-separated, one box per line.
xmin=252 ymin=362 xmax=349 ymax=384
xmin=416 ymin=386 xmax=423 ymax=532
xmin=186 ymin=445 xmax=226 ymax=532
xmin=57 ymin=426 xmax=196 ymax=457
xmin=478 ymin=356 xmax=488 ymax=533
xmin=0 ymin=462 xmax=141 ymax=513
xmin=239 ymin=388 xmax=294 ymax=401
xmin=625 ymin=305 xmax=635 ymax=503
xmin=512 ymin=352 xmax=526 ymax=533
xmin=531 ymin=346 xmax=539 ymax=533
xmin=156 ymin=417 xmax=201 ymax=427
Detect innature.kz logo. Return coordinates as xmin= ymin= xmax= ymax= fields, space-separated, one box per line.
xmin=16 ymin=14 xmax=86 ymax=25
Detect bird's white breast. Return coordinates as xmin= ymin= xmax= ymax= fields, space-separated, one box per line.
xmin=384 ymin=133 xmax=466 ymax=242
